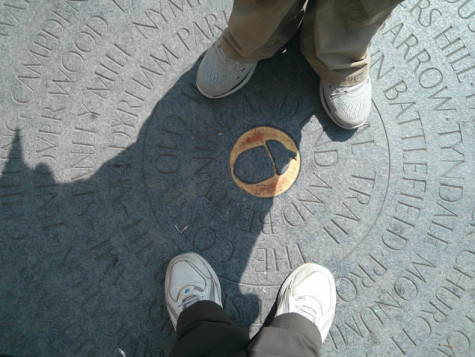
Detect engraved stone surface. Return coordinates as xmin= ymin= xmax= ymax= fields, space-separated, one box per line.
xmin=0 ymin=1 xmax=474 ymax=356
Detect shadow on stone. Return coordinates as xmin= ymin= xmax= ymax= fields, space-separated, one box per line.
xmin=0 ymin=36 xmax=352 ymax=356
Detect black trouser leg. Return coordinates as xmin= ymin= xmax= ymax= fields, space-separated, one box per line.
xmin=247 ymin=313 xmax=322 ymax=357
xmin=170 ymin=303 xmax=322 ymax=357
xmin=170 ymin=301 xmax=250 ymax=357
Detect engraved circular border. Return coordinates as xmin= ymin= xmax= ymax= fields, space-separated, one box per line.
xmin=229 ymin=126 xmax=301 ymax=198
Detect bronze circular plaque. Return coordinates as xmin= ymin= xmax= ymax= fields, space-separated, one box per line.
xmin=229 ymin=127 xmax=300 ymax=197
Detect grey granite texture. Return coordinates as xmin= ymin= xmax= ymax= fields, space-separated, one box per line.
xmin=0 ymin=0 xmax=474 ymax=356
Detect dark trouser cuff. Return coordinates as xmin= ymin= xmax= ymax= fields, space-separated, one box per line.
xmin=247 ymin=313 xmax=322 ymax=357
xmin=171 ymin=301 xmax=250 ymax=357
xmin=271 ymin=313 xmax=322 ymax=348
xmin=175 ymin=300 xmax=234 ymax=339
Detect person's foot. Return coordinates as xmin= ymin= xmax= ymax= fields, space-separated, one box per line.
xmin=196 ymin=41 xmax=257 ymax=99
xmin=275 ymin=263 xmax=336 ymax=342
xmin=165 ymin=252 xmax=222 ymax=329
xmin=320 ymin=78 xmax=372 ymax=130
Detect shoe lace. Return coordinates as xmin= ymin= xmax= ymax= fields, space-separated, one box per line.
xmin=326 ymin=80 xmax=367 ymax=99
xmin=293 ymin=296 xmax=323 ymax=324
xmin=179 ymin=294 xmax=201 ymax=310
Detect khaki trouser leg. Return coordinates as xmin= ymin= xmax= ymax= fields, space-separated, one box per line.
xmin=220 ymin=0 xmax=307 ymax=63
xmin=221 ymin=0 xmax=402 ymax=85
xmin=301 ymin=0 xmax=402 ymax=86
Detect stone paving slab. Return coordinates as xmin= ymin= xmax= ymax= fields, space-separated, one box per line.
xmin=0 ymin=1 xmax=474 ymax=356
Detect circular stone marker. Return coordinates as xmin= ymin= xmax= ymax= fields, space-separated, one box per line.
xmin=143 ymin=76 xmax=391 ymax=286
xmin=0 ymin=1 xmax=473 ymax=357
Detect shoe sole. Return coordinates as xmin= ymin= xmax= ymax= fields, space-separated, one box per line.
xmin=196 ymin=64 xmax=257 ymax=99
xmin=319 ymin=81 xmax=367 ymax=130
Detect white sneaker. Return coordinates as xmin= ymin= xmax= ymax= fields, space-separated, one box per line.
xmin=196 ymin=41 xmax=257 ymax=99
xmin=165 ymin=252 xmax=222 ymax=329
xmin=320 ymin=78 xmax=372 ymax=130
xmin=275 ymin=263 xmax=336 ymax=342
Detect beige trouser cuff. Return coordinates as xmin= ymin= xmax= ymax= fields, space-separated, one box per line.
xmin=221 ymin=0 xmax=402 ymax=86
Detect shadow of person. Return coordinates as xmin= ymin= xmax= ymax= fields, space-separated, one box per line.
xmin=0 ymin=36 xmax=354 ymax=356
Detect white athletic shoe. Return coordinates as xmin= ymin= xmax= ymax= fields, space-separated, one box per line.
xmin=320 ymin=78 xmax=372 ymax=130
xmin=275 ymin=263 xmax=336 ymax=342
xmin=165 ymin=252 xmax=222 ymax=330
xmin=196 ymin=41 xmax=257 ymax=99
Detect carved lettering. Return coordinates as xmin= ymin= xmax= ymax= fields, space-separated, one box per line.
xmin=409 ymin=0 xmax=442 ymax=27
xmin=87 ymin=43 xmax=132 ymax=99
xmin=434 ymin=25 xmax=475 ymax=82
xmin=0 ymin=0 xmax=32 ymax=37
